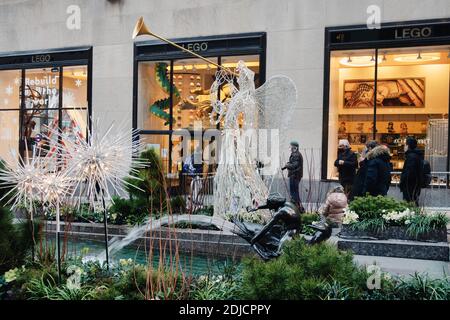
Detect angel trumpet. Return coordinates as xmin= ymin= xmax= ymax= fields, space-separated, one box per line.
xmin=132 ymin=16 xmax=238 ymax=77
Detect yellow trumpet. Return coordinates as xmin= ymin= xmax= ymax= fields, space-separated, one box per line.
xmin=132 ymin=16 xmax=238 ymax=77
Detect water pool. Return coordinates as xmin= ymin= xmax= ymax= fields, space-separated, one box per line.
xmin=55 ymin=238 xmax=240 ymax=276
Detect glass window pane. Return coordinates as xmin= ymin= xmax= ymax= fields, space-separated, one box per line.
xmin=171 ymin=57 xmax=218 ymax=130
xmin=61 ymin=109 xmax=88 ymax=142
xmin=22 ymin=109 xmax=59 ymax=158
xmin=376 ymin=45 xmax=449 ymax=184
xmin=0 ymin=111 xmax=20 ymax=163
xmin=138 ymin=61 xmax=171 ymax=130
xmin=63 ymin=66 xmax=88 ymax=109
xmin=221 ymin=55 xmax=261 ymax=87
xmin=327 ymin=49 xmax=377 ymax=179
xmin=24 ymin=67 xmax=60 ymax=110
xmin=0 ymin=69 xmax=21 ymax=110
xmin=219 ymin=55 xmax=260 ymax=129
xmin=140 ymin=134 xmax=171 ymax=174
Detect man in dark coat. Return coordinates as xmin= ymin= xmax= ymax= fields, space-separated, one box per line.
xmin=282 ymin=141 xmax=304 ymax=212
xmin=334 ymin=139 xmax=357 ymax=195
xmin=349 ymin=140 xmax=378 ymax=201
xmin=362 ymin=145 xmax=392 ymax=196
xmin=400 ymin=137 xmax=423 ymax=206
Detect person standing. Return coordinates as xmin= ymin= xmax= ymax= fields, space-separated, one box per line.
xmin=400 ymin=137 xmax=423 ymax=206
xmin=362 ymin=145 xmax=392 ymax=197
xmin=282 ymin=141 xmax=304 ymax=212
xmin=334 ymin=139 xmax=357 ymax=196
xmin=349 ymin=140 xmax=378 ymax=201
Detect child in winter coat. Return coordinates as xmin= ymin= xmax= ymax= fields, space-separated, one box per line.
xmin=318 ymin=185 xmax=348 ymax=226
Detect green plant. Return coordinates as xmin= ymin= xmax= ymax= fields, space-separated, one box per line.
xmin=0 ymin=207 xmax=35 ymax=274
xmin=406 ymin=213 xmax=449 ymax=238
xmin=26 ymin=271 xmax=97 ymax=300
xmin=349 ymin=195 xmax=416 ymax=220
xmin=108 ymin=196 xmax=150 ymax=225
xmin=126 ymin=149 xmax=165 ymax=205
xmin=318 ymin=279 xmax=354 ymax=300
xmin=393 ymin=273 xmax=450 ymax=300
xmin=349 ymin=217 xmax=386 ymax=233
xmin=191 ymin=274 xmax=240 ymax=300
xmin=239 ymin=238 xmax=367 ymax=300
xmin=364 ymin=273 xmax=450 ymax=300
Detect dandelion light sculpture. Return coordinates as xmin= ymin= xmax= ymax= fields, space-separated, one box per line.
xmin=0 ymin=147 xmax=49 ymax=261
xmin=39 ymin=163 xmax=74 ymax=281
xmin=51 ymin=118 xmax=146 ymax=269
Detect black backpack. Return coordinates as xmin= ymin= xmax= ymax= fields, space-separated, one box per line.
xmin=421 ymin=159 xmax=432 ymax=188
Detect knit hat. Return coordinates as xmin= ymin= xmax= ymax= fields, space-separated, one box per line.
xmin=290 ymin=141 xmax=299 ymax=148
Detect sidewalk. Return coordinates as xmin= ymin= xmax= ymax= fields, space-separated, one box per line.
xmin=353 ymin=255 xmax=449 ymax=279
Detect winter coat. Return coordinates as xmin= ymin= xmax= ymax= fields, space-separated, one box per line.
xmin=362 ymin=146 xmax=392 ymax=197
xmin=400 ymin=149 xmax=424 ymax=193
xmin=334 ymin=149 xmax=357 ymax=185
xmin=348 ymin=158 xmax=368 ymax=201
xmin=285 ymin=150 xmax=303 ymax=180
xmin=320 ymin=192 xmax=347 ymax=224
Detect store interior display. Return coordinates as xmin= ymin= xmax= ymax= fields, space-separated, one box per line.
xmin=328 ymin=46 xmax=450 ymax=182
xmin=0 ymin=66 xmax=88 ymax=162
xmin=137 ymin=56 xmax=260 ymax=177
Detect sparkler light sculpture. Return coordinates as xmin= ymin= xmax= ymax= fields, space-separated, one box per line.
xmin=0 ymin=146 xmax=73 ymax=278
xmin=50 ymin=118 xmax=146 ymax=269
xmin=0 ymin=148 xmax=48 ymax=262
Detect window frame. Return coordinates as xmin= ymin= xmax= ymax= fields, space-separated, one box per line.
xmin=0 ymin=47 xmax=92 ymax=159
xmin=322 ymin=18 xmax=450 ymax=187
xmin=133 ymin=33 xmax=267 ymax=175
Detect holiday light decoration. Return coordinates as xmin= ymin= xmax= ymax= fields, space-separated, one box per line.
xmin=0 ymin=148 xmax=47 ymax=213
xmin=210 ymin=61 xmax=297 ymax=220
xmin=48 ymin=118 xmax=146 ymax=206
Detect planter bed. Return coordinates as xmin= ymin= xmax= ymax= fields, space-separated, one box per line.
xmin=339 ymin=224 xmax=447 ymax=243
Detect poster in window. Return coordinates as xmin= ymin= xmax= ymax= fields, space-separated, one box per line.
xmin=343 ymin=78 xmax=425 ymax=108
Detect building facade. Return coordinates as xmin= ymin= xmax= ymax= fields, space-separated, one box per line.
xmin=0 ymin=0 xmax=449 ymax=205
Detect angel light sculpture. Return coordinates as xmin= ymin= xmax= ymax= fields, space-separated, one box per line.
xmin=210 ymin=61 xmax=297 ymax=221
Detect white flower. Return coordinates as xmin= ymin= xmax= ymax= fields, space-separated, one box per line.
xmin=343 ymin=209 xmax=359 ymax=225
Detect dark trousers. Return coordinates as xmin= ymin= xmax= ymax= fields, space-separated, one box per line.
xmin=289 ymin=176 xmax=304 ymax=212
xmin=402 ymin=187 xmax=421 ymax=206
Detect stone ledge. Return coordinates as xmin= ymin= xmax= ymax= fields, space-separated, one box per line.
xmin=337 ymin=238 xmax=450 ymax=261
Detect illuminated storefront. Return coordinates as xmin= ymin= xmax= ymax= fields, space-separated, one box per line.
xmin=133 ymin=33 xmax=265 ymax=185
xmin=322 ymin=19 xmax=450 ymax=186
xmin=0 ymin=47 xmax=92 ymax=163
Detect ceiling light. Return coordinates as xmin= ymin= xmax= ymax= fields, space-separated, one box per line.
xmin=339 ymin=55 xmax=382 ymax=67
xmin=382 ymin=52 xmax=387 ymax=61
xmin=393 ymin=52 xmax=440 ymax=62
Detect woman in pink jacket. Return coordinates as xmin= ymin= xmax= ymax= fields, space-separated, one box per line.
xmin=319 ymin=185 xmax=348 ymax=226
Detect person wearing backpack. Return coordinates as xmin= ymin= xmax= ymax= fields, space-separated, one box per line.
xmin=400 ymin=137 xmax=424 ymax=206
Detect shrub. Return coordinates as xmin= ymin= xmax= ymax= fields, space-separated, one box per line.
xmin=349 ymin=195 xmax=416 ymax=221
xmin=108 ymin=196 xmax=149 ymax=225
xmin=0 ymin=207 xmax=35 ymax=274
xmin=238 ymin=238 xmax=367 ymax=299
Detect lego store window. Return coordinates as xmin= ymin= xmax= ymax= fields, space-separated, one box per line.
xmin=137 ymin=55 xmax=260 ymax=181
xmin=327 ymin=46 xmax=449 ymax=185
xmin=20 ymin=66 xmax=88 ymax=159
